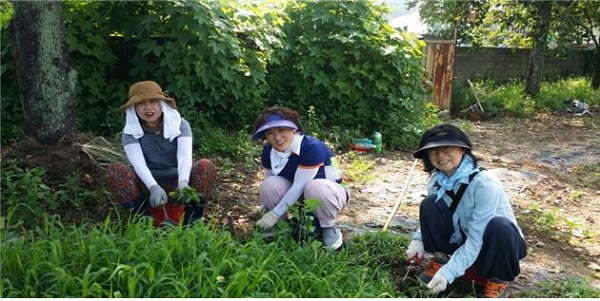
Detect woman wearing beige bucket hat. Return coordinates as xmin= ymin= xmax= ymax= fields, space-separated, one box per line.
xmin=105 ymin=81 xmax=216 ymax=224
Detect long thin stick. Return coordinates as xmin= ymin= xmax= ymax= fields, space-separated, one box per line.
xmin=382 ymin=158 xmax=419 ymax=232
xmin=467 ymin=79 xmax=485 ymax=112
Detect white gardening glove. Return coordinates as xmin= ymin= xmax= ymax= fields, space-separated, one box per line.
xmin=149 ymin=185 xmax=168 ymax=207
xmin=427 ymin=273 xmax=448 ymax=293
xmin=256 ymin=211 xmax=280 ymax=230
xmin=406 ymin=240 xmax=424 ymax=260
xmin=178 ymin=180 xmax=189 ymax=190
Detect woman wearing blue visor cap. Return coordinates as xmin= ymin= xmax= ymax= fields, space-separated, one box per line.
xmin=251 ymin=107 xmax=350 ymax=250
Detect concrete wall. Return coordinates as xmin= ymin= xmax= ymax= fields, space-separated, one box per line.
xmin=452 ymin=47 xmax=594 ymax=84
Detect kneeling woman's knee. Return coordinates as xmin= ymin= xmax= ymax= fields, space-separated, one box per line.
xmin=486 ymin=216 xmax=513 ymax=232
xmin=483 ymin=216 xmax=523 ymax=245
xmin=419 ymin=194 xmax=438 ymax=211
xmin=259 ymin=176 xmax=292 ymax=209
xmin=304 ymin=179 xmax=332 ymax=201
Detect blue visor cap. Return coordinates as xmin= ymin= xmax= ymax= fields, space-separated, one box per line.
xmin=252 ymin=114 xmax=298 ymax=141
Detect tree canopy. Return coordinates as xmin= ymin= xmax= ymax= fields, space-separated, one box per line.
xmin=407 ymin=0 xmax=600 ymax=91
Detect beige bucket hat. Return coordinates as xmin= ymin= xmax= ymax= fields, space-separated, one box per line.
xmin=120 ymin=81 xmax=176 ymax=111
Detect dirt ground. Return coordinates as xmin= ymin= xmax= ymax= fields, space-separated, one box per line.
xmin=2 ymin=113 xmax=599 ymax=296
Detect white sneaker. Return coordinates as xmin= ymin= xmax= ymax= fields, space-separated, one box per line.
xmin=322 ymin=227 xmax=343 ymax=250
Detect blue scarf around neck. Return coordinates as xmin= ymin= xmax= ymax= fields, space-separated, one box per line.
xmin=433 ymin=154 xmax=479 ymax=201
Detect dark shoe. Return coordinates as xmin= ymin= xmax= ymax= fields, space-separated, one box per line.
xmin=417 ymin=258 xmax=447 ymax=284
xmin=479 ymin=279 xmax=509 ymax=298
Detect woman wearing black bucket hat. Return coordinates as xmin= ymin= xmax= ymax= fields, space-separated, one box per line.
xmin=251 ymin=106 xmax=350 ymax=250
xmin=406 ymin=124 xmax=526 ymax=298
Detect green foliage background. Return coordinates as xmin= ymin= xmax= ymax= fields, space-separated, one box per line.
xmin=267 ymin=1 xmax=429 ymax=148
xmin=1 ymin=0 xmax=430 ymax=151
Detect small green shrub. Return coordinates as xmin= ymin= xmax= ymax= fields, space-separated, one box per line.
xmin=344 ymin=152 xmax=376 ymax=183
xmin=451 ymin=81 xmax=480 ymax=116
xmin=537 ymin=77 xmax=600 ymax=111
xmin=454 ymin=76 xmax=599 ymax=118
xmin=0 ymin=161 xmax=110 ymax=229
xmin=0 ymin=163 xmax=54 ymax=227
xmin=55 ymin=174 xmax=111 ymax=211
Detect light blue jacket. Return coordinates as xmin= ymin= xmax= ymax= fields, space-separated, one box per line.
xmin=411 ymin=169 xmax=523 ymax=284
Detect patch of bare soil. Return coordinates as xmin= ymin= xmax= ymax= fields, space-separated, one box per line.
xmin=467 ymin=113 xmax=600 ymax=292
xmin=2 ymin=113 xmax=599 ymax=296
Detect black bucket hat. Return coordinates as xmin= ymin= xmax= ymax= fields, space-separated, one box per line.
xmin=413 ymin=124 xmax=472 ymax=158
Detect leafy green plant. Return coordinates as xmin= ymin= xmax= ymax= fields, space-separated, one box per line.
xmin=302 ymin=105 xmax=325 ymax=139
xmin=287 ymin=198 xmax=321 ymax=242
xmin=168 ymin=187 xmax=202 ymax=206
xmin=0 ymin=160 xmax=111 ymax=229
xmin=267 ymin=0 xmax=429 ymax=150
xmin=55 ymin=173 xmax=111 ymax=211
xmin=0 ymin=163 xmax=55 ymax=227
xmin=344 ymin=152 xmax=376 ymax=183
xmin=519 ymin=203 xmax=592 ymax=241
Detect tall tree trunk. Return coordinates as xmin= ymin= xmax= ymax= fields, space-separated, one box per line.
xmin=591 ymin=38 xmax=600 ymax=90
xmin=10 ymin=1 xmax=76 ymax=146
xmin=525 ymin=1 xmax=551 ymax=97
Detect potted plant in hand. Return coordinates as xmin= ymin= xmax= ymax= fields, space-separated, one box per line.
xmin=166 ymin=186 xmax=204 ymax=225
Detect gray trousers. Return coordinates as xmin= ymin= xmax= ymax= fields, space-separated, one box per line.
xmin=259 ymin=176 xmax=350 ymax=228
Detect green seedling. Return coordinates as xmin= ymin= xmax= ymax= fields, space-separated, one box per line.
xmin=168 ymin=186 xmax=202 ymax=206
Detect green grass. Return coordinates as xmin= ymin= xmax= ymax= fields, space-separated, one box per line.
xmin=1 ymin=215 xmax=403 ymax=297
xmin=515 ymin=279 xmax=600 ymax=298
xmin=537 ymin=77 xmax=600 ymax=111
xmin=3 ymin=213 xmax=598 ymax=298
xmin=452 ymin=76 xmax=600 ymax=118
